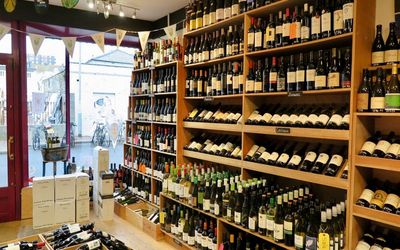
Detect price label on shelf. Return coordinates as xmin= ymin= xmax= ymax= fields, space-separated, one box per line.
xmin=288 ymin=91 xmax=303 ymax=97
xmin=204 ymin=96 xmax=214 ymax=101
xmin=149 ymin=93 xmax=155 ymax=98
xmin=276 ymin=127 xmax=291 ymax=134
xmin=149 ymin=66 xmax=156 ymax=70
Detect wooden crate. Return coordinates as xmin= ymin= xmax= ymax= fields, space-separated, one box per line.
xmin=124 ymin=201 xmax=147 ymax=230
xmin=113 ymin=201 xmax=126 ymax=220
xmin=0 ymin=234 xmax=50 ymax=250
xmin=143 ymin=218 xmax=163 ymax=241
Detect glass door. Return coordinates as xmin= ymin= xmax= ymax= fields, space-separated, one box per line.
xmin=0 ymin=58 xmax=16 ymax=222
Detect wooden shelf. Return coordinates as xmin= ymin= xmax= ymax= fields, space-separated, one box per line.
xmin=184 ymin=94 xmax=243 ymax=100
xmin=243 ymin=125 xmax=350 ymax=141
xmin=155 ymin=61 xmax=178 ymax=68
xmin=367 ymin=64 xmax=394 ymax=71
xmin=132 ymin=120 xmax=152 ymax=124
xmin=184 ymin=13 xmax=245 ymax=37
xmin=153 ymin=149 xmax=177 ymax=157
xmin=246 ymin=33 xmax=353 ymax=57
xmin=183 ymin=150 xmax=242 ymax=168
xmin=153 ymin=121 xmax=177 ymax=126
xmin=244 ymin=88 xmax=351 ymax=97
xmin=160 ymin=229 xmax=196 ymax=250
xmin=132 ymin=144 xmax=152 ymax=152
xmin=356 ymin=112 xmax=400 ymax=117
xmin=354 ymin=156 xmax=400 ymax=172
xmin=132 ymin=67 xmax=151 ymax=73
xmin=184 ymin=54 xmax=244 ymax=68
xmin=130 ymin=94 xmax=151 ymax=98
xmin=133 ymin=169 xmax=153 ymax=179
xmin=183 ymin=122 xmax=242 ymax=132
xmin=353 ymin=205 xmax=400 ymax=228
xmin=154 ymin=92 xmax=177 ymax=96
xmin=219 ymin=218 xmax=295 ymax=250
xmin=243 ymin=161 xmax=349 ymax=190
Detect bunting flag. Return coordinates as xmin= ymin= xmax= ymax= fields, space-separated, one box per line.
xmin=138 ymin=31 xmax=150 ymax=51
xmin=0 ymin=24 xmax=11 ymax=41
xmin=62 ymin=37 xmax=77 ymax=57
xmin=91 ymin=32 xmax=105 ymax=52
xmin=116 ymin=29 xmax=127 ymax=48
xmin=163 ymin=24 xmax=177 ymax=41
xmin=29 ymin=34 xmax=45 ymax=56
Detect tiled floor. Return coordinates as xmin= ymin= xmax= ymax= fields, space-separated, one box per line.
xmin=0 ymin=212 xmax=175 ymax=250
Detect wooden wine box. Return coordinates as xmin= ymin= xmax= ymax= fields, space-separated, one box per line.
xmin=113 ymin=201 xmax=127 ymax=220
xmin=124 ymin=201 xmax=148 ymax=230
xmin=143 ymin=218 xmax=163 ymax=241
xmin=0 ymin=234 xmax=50 ymax=250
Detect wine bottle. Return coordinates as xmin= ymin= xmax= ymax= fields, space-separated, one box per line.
xmin=384 ymin=22 xmax=398 ymax=64
xmin=315 ymin=50 xmax=327 ymax=89
xmin=372 ymin=131 xmax=395 ymax=158
xmin=333 ymin=0 xmax=343 ymax=35
xmin=273 ymin=195 xmax=284 ymax=243
xmin=369 ymin=181 xmax=389 ymax=210
xmin=301 ymin=3 xmax=311 ymax=43
xmin=306 ymin=51 xmax=316 ymax=90
xmin=321 ymin=0 xmax=332 ymax=38
xmin=287 ymin=143 xmax=308 ymax=169
xmin=311 ymin=1 xmax=321 ymax=40
xmin=371 ymin=68 xmax=386 ymax=112
xmin=356 ymin=182 xmax=377 ymax=207
xmin=282 ymin=8 xmax=291 ymax=46
xmin=357 ymin=69 xmax=371 ymax=112
xmin=385 ymin=63 xmax=400 ymax=112
xmin=371 ymin=25 xmax=385 ymax=66
xmin=287 ymin=55 xmax=297 ymax=91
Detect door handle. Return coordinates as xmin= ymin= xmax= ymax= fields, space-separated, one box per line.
xmin=8 ymin=136 xmax=14 ymax=160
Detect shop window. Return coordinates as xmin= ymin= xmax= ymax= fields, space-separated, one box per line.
xmin=0 ymin=22 xmax=11 ymax=54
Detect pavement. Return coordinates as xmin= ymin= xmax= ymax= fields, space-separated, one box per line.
xmin=0 ymin=142 xmax=123 ymax=187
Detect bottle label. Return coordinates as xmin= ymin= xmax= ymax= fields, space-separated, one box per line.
xmin=188 ymin=236 xmax=195 ymax=246
xmin=283 ymin=23 xmax=290 ymax=37
xmin=318 ymin=233 xmax=330 ymax=250
xmin=288 ymin=155 xmax=302 ymax=166
xmin=267 ymin=27 xmax=276 ymax=42
xmin=322 ymin=12 xmax=332 ymax=32
xmin=224 ymin=8 xmax=231 ymax=19
xmin=287 ymin=72 xmax=296 ymax=83
xmin=234 ymin=211 xmax=241 ymax=224
xmin=357 ymin=93 xmax=369 ymax=111
xmin=86 ymin=239 xmax=101 ymax=250
xmin=328 ymin=72 xmax=340 ymax=87
xmin=305 ymin=151 xmax=317 ymax=162
xmin=384 ymin=193 xmax=400 ymax=208
xmin=261 ymin=113 xmax=272 ymax=123
xmin=311 ymin=16 xmax=321 ymax=35
xmin=296 ymin=70 xmax=305 ymax=83
xmin=385 ymin=93 xmax=400 ymax=110
xmin=202 ymin=235 xmax=208 ymax=248
xmin=360 ymin=141 xmax=377 ymax=155
xmin=308 ymin=114 xmax=319 ymax=125
xmin=216 ymin=9 xmax=224 ymax=20
xmin=277 ymin=77 xmax=286 ymax=91
xmin=384 ymin=50 xmax=398 ymax=63
xmin=334 ymin=10 xmax=344 ymax=31
xmin=269 ymin=152 xmax=280 ymax=162
xmin=255 ymin=81 xmax=262 ymax=91
xmin=232 ymin=4 xmax=239 ymax=15
xmin=274 ymin=223 xmax=284 ymax=240
xmin=248 ymin=33 xmax=255 ymax=47
xmin=387 ymin=143 xmax=400 ymax=156
xmin=288 ymin=114 xmax=299 ymax=124
xmin=371 ymin=96 xmax=385 ymax=110
xmin=301 ymin=26 xmax=310 ymax=40
xmin=343 ymin=3 xmax=354 ymax=20
xmin=248 ymin=217 xmax=256 ymax=230
xmin=68 ymin=224 xmax=81 ymax=234
xmin=255 ymin=32 xmax=262 ymax=47
xmin=318 ymin=114 xmax=330 ymax=125
xmin=258 ymin=213 xmax=267 ymax=228
xmin=233 ymin=75 xmax=239 ymax=89
xmin=295 ymin=234 xmax=304 ymax=248
xmin=306 ymin=69 xmax=316 ymax=82
xmin=214 ymin=203 xmax=220 ymax=215
xmin=269 ymin=72 xmax=277 ymax=82
xmin=370 ymin=190 xmax=388 ymax=209
xmin=246 ymin=80 xmax=254 ymax=92
xmin=315 ymin=75 xmax=327 ymax=88
xmin=329 ymin=154 xmax=344 ymax=168
xmin=375 ymin=140 xmax=391 ymax=154
xmin=355 ymin=241 xmax=371 ymax=250
xmin=208 ymin=237 xmax=213 ymax=249
xmin=372 ymin=51 xmax=384 ymax=65
xmin=259 ymin=151 xmax=271 ymax=161
xmin=266 ymin=217 xmax=274 ymax=231
xmin=298 ymin=114 xmax=308 ymax=124
xmin=358 ymin=189 xmax=374 ymax=203
xmin=283 ymin=221 xmax=293 ymax=235
xmin=316 ymin=153 xmax=330 ymax=165
xmin=305 ymin=236 xmax=317 ymax=250
xmin=342 ymin=114 xmax=349 ymax=125
xmin=329 ymin=114 xmax=343 ymax=126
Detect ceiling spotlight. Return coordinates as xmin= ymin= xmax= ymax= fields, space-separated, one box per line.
xmin=104 ymin=8 xmax=110 ymax=19
xmin=132 ymin=9 xmax=137 ymax=19
xmin=119 ymin=6 xmax=124 ymax=17
xmin=106 ymin=2 xmax=112 ymax=10
xmin=87 ymin=0 xmax=95 ymax=9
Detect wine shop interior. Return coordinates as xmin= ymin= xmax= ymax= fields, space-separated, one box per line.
xmin=0 ymin=0 xmax=399 ymax=249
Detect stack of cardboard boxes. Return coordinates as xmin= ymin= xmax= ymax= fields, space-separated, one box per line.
xmin=92 ymin=147 xmax=114 ymax=221
xmin=32 ymin=173 xmax=89 ymax=229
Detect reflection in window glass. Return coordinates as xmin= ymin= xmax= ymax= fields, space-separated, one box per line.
xmin=26 ymin=37 xmax=66 ymax=177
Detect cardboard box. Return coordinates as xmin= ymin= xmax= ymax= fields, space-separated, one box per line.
xmin=32 ymin=176 xmax=54 ymax=204
xmin=99 ymin=171 xmax=114 ymax=196
xmin=93 ymin=147 xmax=109 ymax=173
xmin=55 ymin=174 xmax=76 ymax=201
xmin=33 ymin=201 xmax=54 ymax=229
xmin=21 ymin=186 xmax=33 ymax=219
xmin=76 ymin=198 xmax=90 ymax=223
xmin=55 ymin=199 xmax=75 ymax=225
xmin=98 ymin=194 xmax=114 ymax=221
xmin=75 ymin=173 xmax=90 ymax=200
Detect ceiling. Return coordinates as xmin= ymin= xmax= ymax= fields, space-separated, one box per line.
xmin=27 ymin=0 xmax=188 ymax=21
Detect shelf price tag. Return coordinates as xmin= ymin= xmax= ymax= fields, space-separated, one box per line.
xmin=204 ymin=96 xmax=214 ymax=101
xmin=149 ymin=93 xmax=155 ymax=98
xmin=276 ymin=127 xmax=291 ymax=134
xmin=288 ymin=91 xmax=303 ymax=97
xmin=149 ymin=66 xmax=156 ymax=70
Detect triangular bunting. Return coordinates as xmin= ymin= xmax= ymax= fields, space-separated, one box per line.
xmin=138 ymin=31 xmax=150 ymax=51
xmin=62 ymin=37 xmax=77 ymax=58
xmin=0 ymin=24 xmax=11 ymax=41
xmin=91 ymin=32 xmax=105 ymax=52
xmin=163 ymin=24 xmax=177 ymax=41
xmin=116 ymin=29 xmax=127 ymax=48
xmin=29 ymin=34 xmax=45 ymax=56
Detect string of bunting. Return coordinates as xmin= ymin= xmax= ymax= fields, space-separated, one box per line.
xmin=0 ymin=19 xmax=185 ymax=57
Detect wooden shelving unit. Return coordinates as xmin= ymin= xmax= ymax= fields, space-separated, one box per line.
xmin=244 ymin=88 xmax=351 ymax=97
xmin=354 ymin=156 xmax=400 ymax=173
xmin=183 ymin=122 xmax=242 ymax=132
xmin=184 ymin=54 xmax=244 ymax=68
xmin=183 ymin=150 xmax=242 ymax=168
xmin=352 ymin=205 xmax=400 ymax=228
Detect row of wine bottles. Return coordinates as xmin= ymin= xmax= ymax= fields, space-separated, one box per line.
xmin=355 ymin=224 xmax=400 ymax=250
xmin=359 ymin=131 xmax=400 ymax=160
xmin=357 ymin=66 xmax=400 ymax=113
xmin=246 ymin=48 xmax=352 ymax=93
xmin=130 ymin=67 xmax=177 ymax=95
xmin=132 ymin=149 xmax=152 ymax=176
xmin=133 ymin=38 xmax=181 ymax=70
xmin=185 ymin=62 xmax=244 ymax=97
xmin=114 ymin=188 xmax=142 ymax=206
xmin=132 ymin=97 xmax=177 ymax=123
xmin=0 ymin=241 xmax=45 ymax=250
xmin=219 ymin=230 xmax=286 ymax=250
xmin=132 ymin=172 xmax=152 ymax=202
xmin=154 ymin=126 xmax=177 ymax=154
xmin=153 ymin=155 xmax=176 ymax=180
xmin=132 ymin=125 xmax=151 ymax=148
xmin=110 ymin=163 xmax=132 ymax=189
xmin=245 ymin=142 xmax=348 ymax=177
xmin=184 ymin=24 xmax=244 ymax=65
xmin=162 ymin=175 xmax=347 ymax=249
xmin=371 ymin=22 xmax=400 ymax=65
xmin=356 ymin=179 xmax=400 ymax=215
xmin=43 ymin=223 xmax=128 ymax=250
xmin=184 ymin=133 xmax=242 ymax=159
xmin=185 ymin=104 xmax=242 ymax=124
xmin=246 ymin=103 xmax=349 ymax=129
xmin=247 ymin=1 xmax=353 ymax=52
